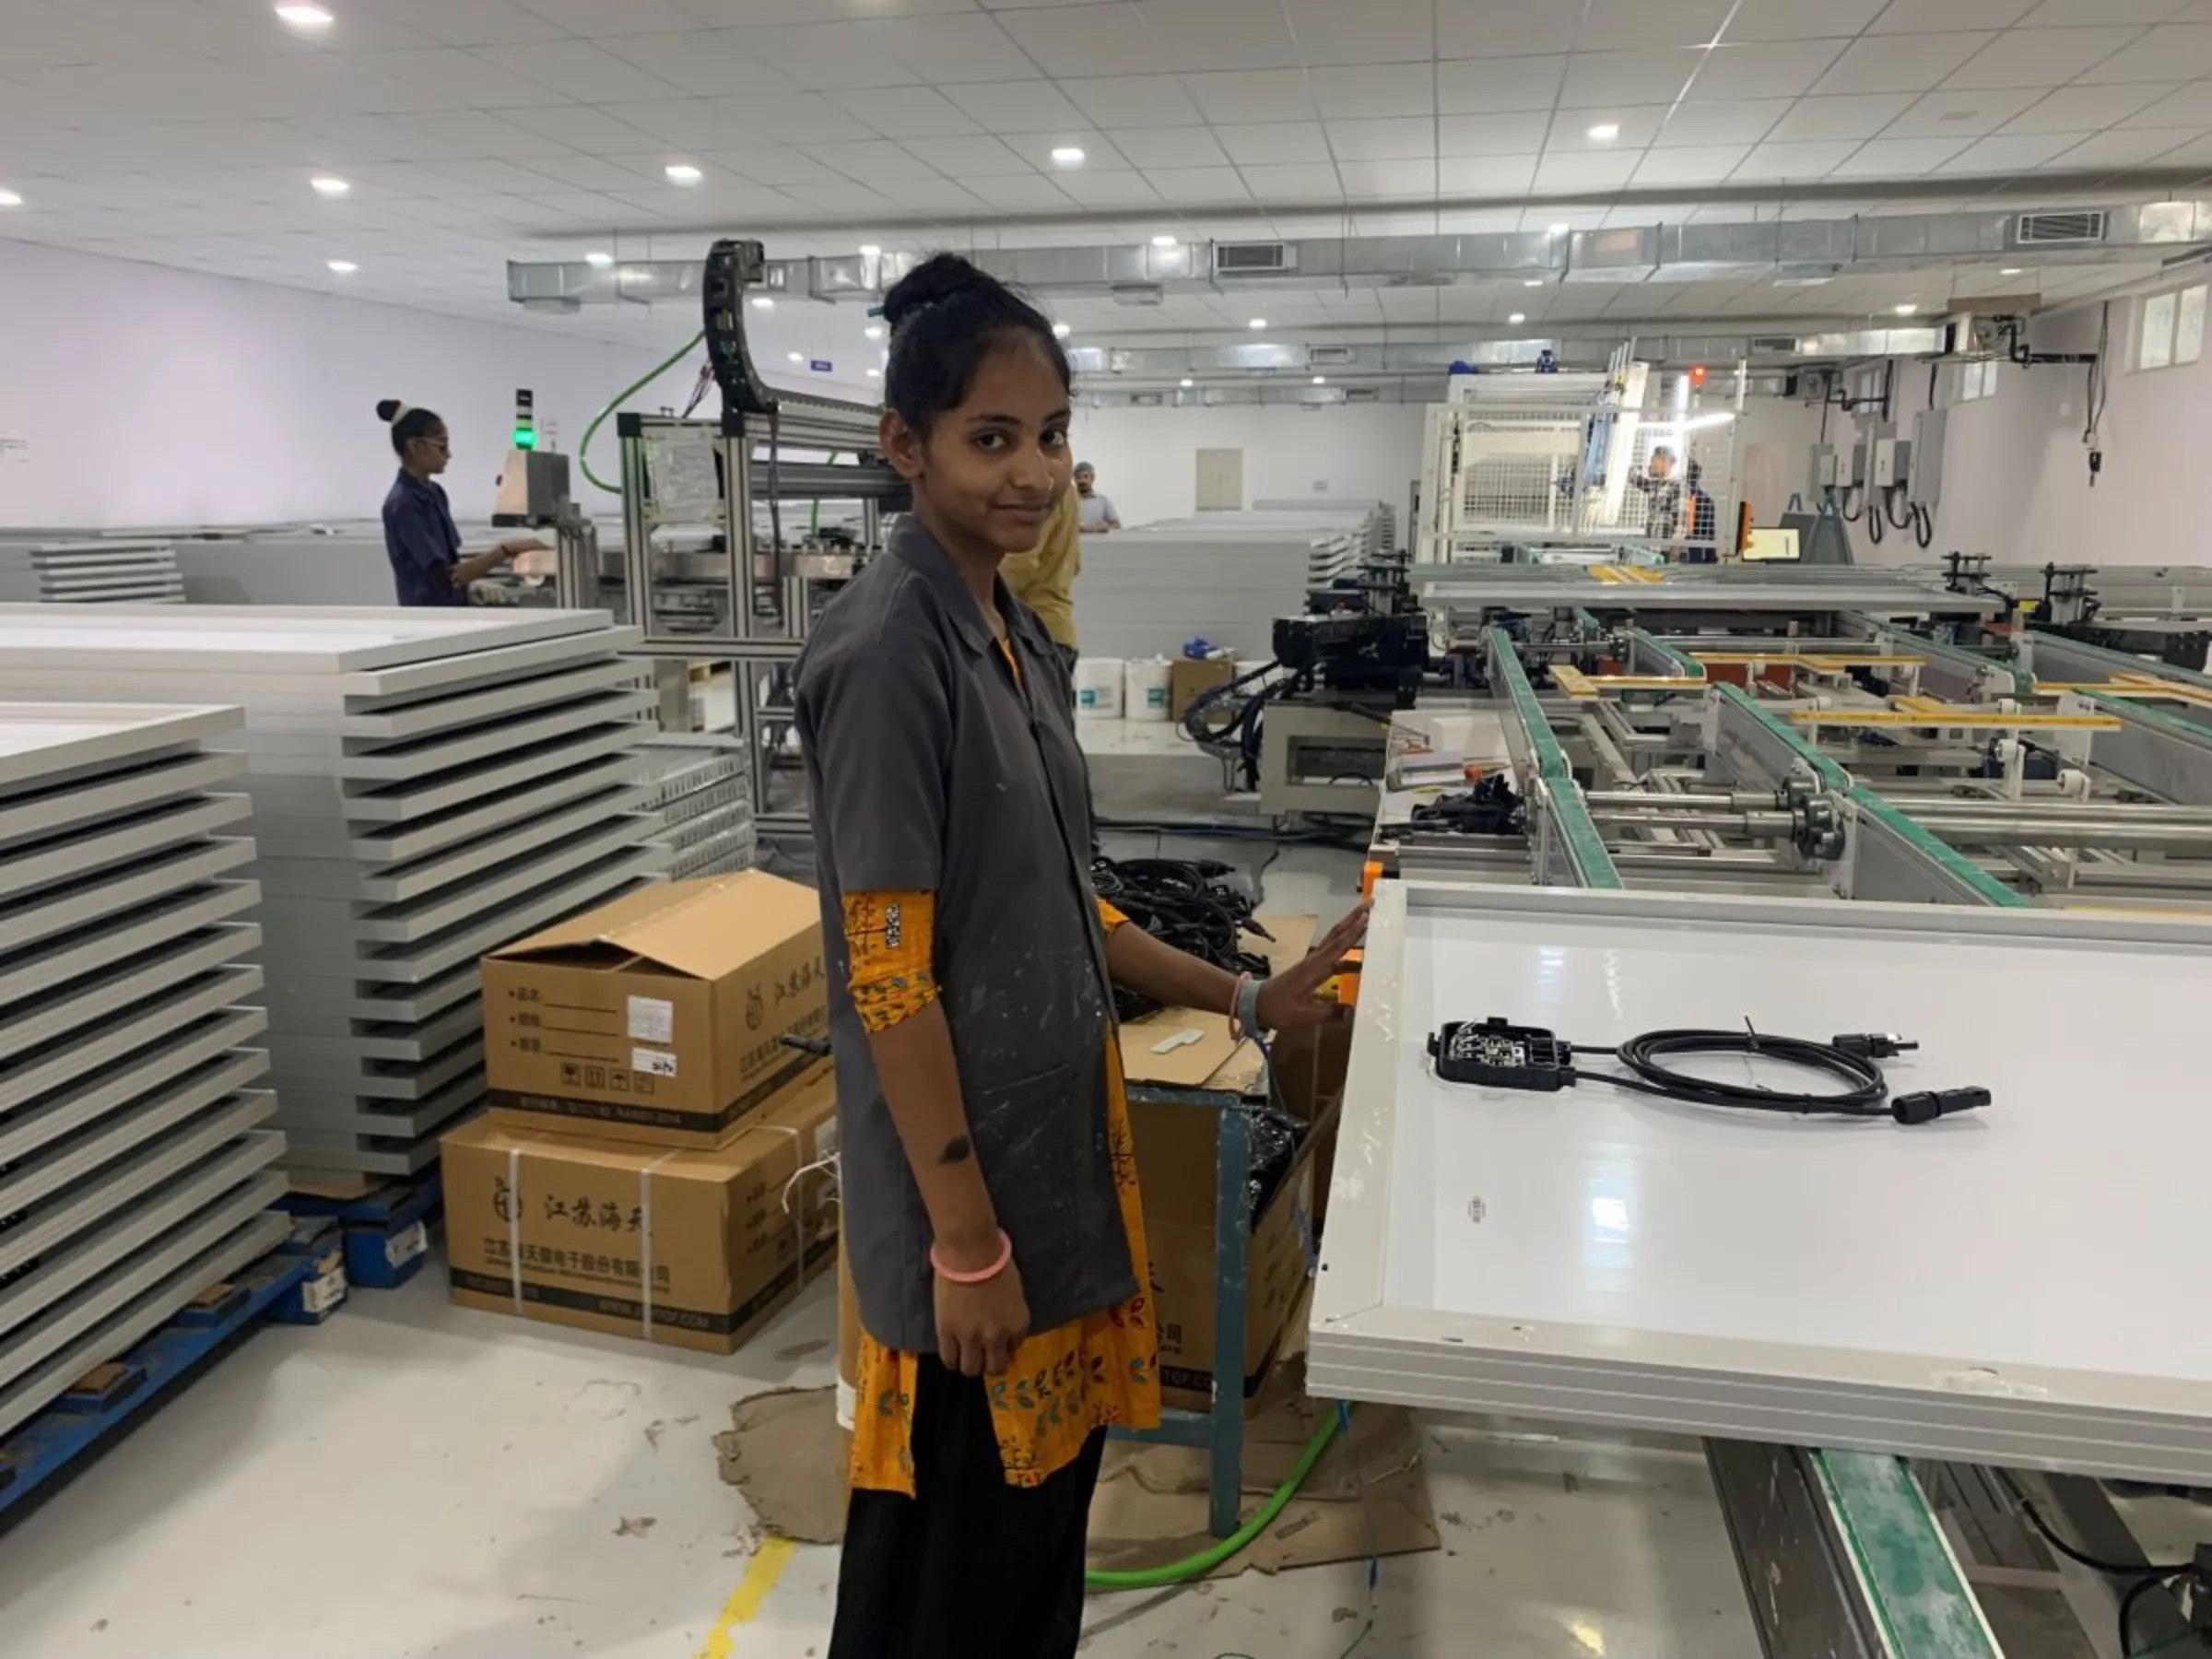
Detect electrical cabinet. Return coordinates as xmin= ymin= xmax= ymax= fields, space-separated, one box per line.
xmin=1871 ymin=437 xmax=1912 ymax=490
xmin=1910 ymin=407 xmax=1947 ymax=509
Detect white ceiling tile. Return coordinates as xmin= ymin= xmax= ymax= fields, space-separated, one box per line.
xmin=1882 ymin=86 xmax=2042 ymax=133
xmin=1546 ymin=105 xmax=1673 ymax=148
xmin=729 ymin=22 xmax=925 ymax=89
xmin=1283 ymin=0 xmax=1440 ymax=65
xmin=889 ymin=178 xmax=990 ymax=210
xmin=808 ymin=139 xmax=944 ymax=181
xmin=1145 ymin=166 xmax=1252 ymax=202
xmin=1438 ymin=154 xmax=1540 ymax=192
xmin=1945 ymin=26 xmax=2147 ymax=88
xmin=773 ymin=179 xmax=895 ymax=211
xmin=2019 ymin=0 xmax=2193 ymax=19
xmin=361 ymin=0 xmax=573 ymax=46
xmin=1438 ymin=112 xmax=1555 ymax=155
xmin=2001 ymin=81 xmax=2182 ymax=127
xmin=1052 ymin=169 xmax=1162 ymax=206
xmin=1632 ymin=143 xmax=1756 ymax=182
xmin=400 ymin=110 xmax=581 ymax=158
xmin=595 ymin=31 xmax=809 ymax=98
xmin=1559 ymin=50 xmax=1704 ymax=108
xmin=1061 ymin=76 xmax=1207 ymax=128
xmin=1692 ymin=40 xmax=1851 ymax=99
xmin=1534 ymin=150 xmax=1642 ymax=189
xmin=1813 ymin=31 xmax=1998 ymax=91
xmin=1829 ymin=134 xmax=1973 ymax=171
xmin=1437 ymin=56 xmax=1568 ymax=113
xmin=511 ymin=0 xmax=701 ymax=30
xmin=1310 ymin=65 xmax=1438 ymax=120
xmin=1107 ymin=125 xmax=1230 ymax=169
xmin=2078 ymin=24 xmax=2212 ymax=77
xmin=1335 ymin=158 xmax=1438 ymax=195
xmin=1733 ymin=137 xmax=1863 ymax=174
xmin=964 ymin=173 xmax=1077 ymax=209
xmin=1135 ymin=0 xmax=1303 ymax=71
xmin=471 ymin=41 xmax=690 ymax=102
xmin=598 ymin=98 xmax=768 ymax=148
xmin=1234 ymin=161 xmax=1345 ymax=198
xmin=941 ymin=81 xmax=1087 ymax=134
xmin=1581 ymin=0 xmax=1736 ymax=48
xmin=902 ymin=133 xmax=1041 ymax=173
xmin=672 ymin=0 xmax=855 ymax=20
xmin=1325 ymin=118 xmax=1438 ymax=161
xmin=1182 ymin=70 xmax=1320 ymax=124
xmin=514 ymin=155 xmax=664 ymax=192
xmin=995 ymin=4 xmax=1168 ymax=76
xmin=859 ymin=13 xmax=1041 ymax=81
xmin=492 ymin=104 xmax=666 ymax=153
xmin=1766 ymin=92 xmax=1919 ymax=138
xmin=1437 ymin=0 xmax=1581 ymax=59
xmin=697 ymin=146 xmax=849 ymax=185
xmin=1218 ymin=123 xmax=1334 ymax=165
xmin=827 ymin=87 xmax=985 ymax=137
xmin=1725 ymin=0 xmax=1890 ymax=38
xmin=2117 ymin=78 xmax=2212 ymax=121
xmin=1657 ymin=99 xmax=1794 ymax=143
xmin=1870 ymin=0 xmax=2041 ymax=27
xmin=1936 ymin=129 xmax=2096 ymax=168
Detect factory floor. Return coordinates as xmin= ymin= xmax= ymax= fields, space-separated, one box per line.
xmin=0 ymin=741 xmax=1766 ymax=1658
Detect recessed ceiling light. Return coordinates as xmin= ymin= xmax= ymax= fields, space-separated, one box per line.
xmin=1894 ymin=301 xmax=1918 ymax=315
xmin=584 ymin=251 xmax=614 ymax=268
xmin=1180 ymin=377 xmax=1194 ymax=388
xmin=1052 ymin=321 xmax=1072 ymax=338
xmin=618 ymin=267 xmax=653 ymax=285
xmin=1586 ymin=123 xmax=1619 ymax=142
xmin=1524 ymin=277 xmax=1544 ymax=288
xmin=0 ymin=189 xmax=21 ymax=209
xmin=1547 ymin=222 xmax=1570 ymax=235
xmin=2001 ymin=266 xmax=2023 ymax=276
xmin=749 ymin=295 xmax=774 ymax=311
xmin=325 ymin=259 xmax=357 ymax=274
xmin=787 ymin=351 xmax=804 ymax=363
xmin=865 ymin=367 xmax=881 ymax=379
xmin=665 ymin=163 xmax=703 ymax=184
xmin=274 ymin=4 xmax=333 ymax=28
xmin=1509 ymin=312 xmax=1526 ymax=324
xmin=1312 ymin=375 xmax=1326 ymax=384
xmin=864 ymin=323 xmax=886 ymax=340
xmin=1151 ymin=233 xmax=1179 ymax=248
xmin=1248 ymin=317 xmax=1267 ymax=329
xmin=310 ymin=175 xmax=349 ymax=195
xmin=1050 ymin=146 xmax=1086 ymax=167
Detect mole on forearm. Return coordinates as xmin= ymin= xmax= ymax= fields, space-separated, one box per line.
xmin=937 ymin=1135 xmax=972 ymax=1166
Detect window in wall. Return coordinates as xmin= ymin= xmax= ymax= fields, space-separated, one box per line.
xmin=1947 ymin=359 xmax=2001 ymax=403
xmin=2136 ymin=283 xmax=2206 ymax=371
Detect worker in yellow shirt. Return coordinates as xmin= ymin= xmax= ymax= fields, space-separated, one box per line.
xmin=999 ymin=483 xmax=1081 ymax=677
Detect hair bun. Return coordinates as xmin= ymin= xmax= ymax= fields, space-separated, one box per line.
xmin=881 ymin=253 xmax=1000 ymax=331
xmin=375 ymin=398 xmax=404 ymax=423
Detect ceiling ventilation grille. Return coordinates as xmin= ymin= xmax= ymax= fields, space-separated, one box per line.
xmin=1344 ymin=386 xmax=1382 ymax=403
xmin=2017 ymin=211 xmax=2106 ymax=245
xmin=1748 ymin=335 xmax=1802 ymax=354
xmin=1215 ymin=241 xmax=1293 ymax=274
xmin=1307 ymin=344 xmax=1356 ymax=364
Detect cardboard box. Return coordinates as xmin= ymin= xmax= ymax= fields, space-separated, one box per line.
xmin=482 ymin=872 xmax=828 ymax=1148
xmin=442 ymin=1066 xmax=840 ymax=1355
xmin=1169 ymin=657 xmax=1238 ymax=723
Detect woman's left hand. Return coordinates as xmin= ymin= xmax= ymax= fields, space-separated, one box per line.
xmin=1253 ymin=900 xmax=1371 ymax=1031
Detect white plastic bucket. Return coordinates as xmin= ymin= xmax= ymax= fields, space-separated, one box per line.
xmin=1075 ymin=655 xmax=1124 ymax=718
xmin=1124 ymin=658 xmax=1171 ymax=722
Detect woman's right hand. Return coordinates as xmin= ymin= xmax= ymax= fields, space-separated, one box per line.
xmin=935 ymin=1258 xmax=1030 ymax=1379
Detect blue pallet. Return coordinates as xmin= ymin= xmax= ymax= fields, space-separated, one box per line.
xmin=280 ymin=1176 xmax=441 ymax=1291
xmin=0 ymin=1251 xmax=314 ymax=1523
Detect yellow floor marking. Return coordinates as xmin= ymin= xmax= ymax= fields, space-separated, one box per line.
xmin=695 ymin=1535 xmax=799 ymax=1659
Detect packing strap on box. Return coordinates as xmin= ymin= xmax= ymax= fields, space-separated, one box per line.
xmin=500 ymin=1137 xmax=680 ymax=1339
xmin=503 ymin=1135 xmax=547 ymax=1316
xmin=633 ymin=1147 xmax=681 ymax=1338
xmin=771 ymin=1126 xmax=840 ymax=1291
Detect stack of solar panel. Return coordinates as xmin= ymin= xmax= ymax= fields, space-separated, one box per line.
xmin=641 ymin=733 xmax=757 ymax=881
xmin=0 ymin=539 xmax=186 ymax=605
xmin=0 ymin=606 xmax=668 ymax=1187
xmin=0 ymin=702 xmax=286 ymax=1441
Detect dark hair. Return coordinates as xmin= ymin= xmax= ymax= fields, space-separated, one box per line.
xmin=376 ymin=398 xmax=443 ymax=458
xmin=880 ymin=253 xmax=1070 ymax=433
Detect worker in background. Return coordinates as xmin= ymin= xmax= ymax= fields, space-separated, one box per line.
xmin=375 ymin=399 xmax=546 ymax=606
xmin=1632 ymin=444 xmax=1684 ymax=547
xmin=1072 ymin=461 xmax=1120 ymax=533
xmin=999 ymin=485 xmax=1081 ymax=675
xmin=796 ymin=251 xmax=1365 ymax=1659
xmin=1681 ymin=460 xmax=1719 ymax=563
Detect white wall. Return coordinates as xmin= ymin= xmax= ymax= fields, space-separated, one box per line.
xmin=1066 ymin=403 xmax=1429 ymax=527
xmin=0 ymin=239 xmax=692 ymax=529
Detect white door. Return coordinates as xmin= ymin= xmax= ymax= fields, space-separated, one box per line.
xmin=1195 ymin=448 xmax=1244 ymax=512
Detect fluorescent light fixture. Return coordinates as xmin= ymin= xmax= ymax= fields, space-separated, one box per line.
xmin=1547 ymin=222 xmax=1569 ymax=235
xmin=325 ymin=259 xmax=357 ymax=274
xmin=1508 ymin=312 xmax=1525 ymax=324
xmin=1151 ymin=233 xmax=1179 ymax=248
xmin=0 ymin=189 xmax=21 ymax=208
xmin=1052 ymin=321 xmax=1072 ymax=338
xmin=1894 ymin=301 xmax=1918 ymax=315
xmin=864 ymin=323 xmax=886 ymax=340
xmin=584 ymin=251 xmax=614 ymax=268
xmin=1524 ymin=278 xmax=1544 ymax=287
xmin=1180 ymin=377 xmax=1194 ymax=387
xmin=1586 ymin=123 xmax=1619 ymax=141
xmin=1646 ymin=412 xmax=1739 ymax=434
xmin=274 ymin=3 xmax=333 ymax=27
xmin=858 ymin=242 xmax=881 ymax=257
xmin=1248 ymin=317 xmax=1267 ymax=329
xmin=665 ymin=162 xmax=703 ymax=184
xmin=788 ymin=351 xmax=804 ymax=363
xmin=2001 ymin=266 xmax=2023 ymax=276
xmin=310 ymin=175 xmax=349 ymax=195
xmin=750 ymin=295 xmax=774 ymax=310
xmin=1050 ymin=146 xmax=1086 ymax=167
xmin=1312 ymin=375 xmax=1326 ymax=384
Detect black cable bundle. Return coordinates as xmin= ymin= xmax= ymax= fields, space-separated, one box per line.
xmin=1407 ymin=773 xmax=1524 ymax=837
xmin=1181 ymin=661 xmax=1290 ymax=791
xmin=1091 ymin=856 xmax=1272 ymax=1024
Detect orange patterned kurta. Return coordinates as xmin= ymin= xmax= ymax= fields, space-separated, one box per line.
xmin=840 ymin=890 xmax=1161 ymax=1493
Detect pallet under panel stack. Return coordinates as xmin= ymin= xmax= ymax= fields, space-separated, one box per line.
xmin=0 ymin=606 xmax=669 ymax=1189
xmin=0 ymin=703 xmax=286 ymax=1441
xmin=641 ymin=732 xmax=757 ymax=880
xmin=0 ymin=540 xmax=187 ymax=605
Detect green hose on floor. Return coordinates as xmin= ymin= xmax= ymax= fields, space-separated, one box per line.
xmin=1083 ymin=1407 xmax=1343 ymax=1591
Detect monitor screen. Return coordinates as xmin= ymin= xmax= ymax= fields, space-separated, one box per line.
xmin=1741 ymin=526 xmax=1803 ymax=562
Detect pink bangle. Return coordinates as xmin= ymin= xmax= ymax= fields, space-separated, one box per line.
xmin=930 ymin=1230 xmax=1013 ymax=1285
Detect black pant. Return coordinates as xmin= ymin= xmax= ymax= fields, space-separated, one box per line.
xmin=829 ymin=1357 xmax=1106 ymax=1659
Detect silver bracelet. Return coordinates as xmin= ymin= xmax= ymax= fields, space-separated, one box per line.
xmin=1236 ymin=972 xmax=1265 ymax=1039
